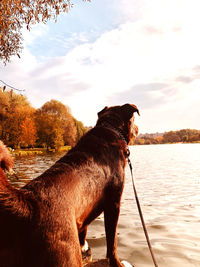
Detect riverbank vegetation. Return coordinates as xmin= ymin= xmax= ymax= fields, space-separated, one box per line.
xmin=134 ymin=129 xmax=200 ymax=145
xmin=11 ymin=146 xmax=71 ymax=157
xmin=0 ymin=89 xmax=88 ymax=150
xmin=1 ymin=89 xmax=200 ymax=150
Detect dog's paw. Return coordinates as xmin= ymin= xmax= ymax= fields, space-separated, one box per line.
xmin=81 ymin=240 xmax=89 ymax=253
xmin=121 ymin=260 xmax=133 ymax=267
xmin=82 ymin=241 xmax=92 ymax=265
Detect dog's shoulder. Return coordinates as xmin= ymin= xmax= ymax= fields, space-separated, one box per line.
xmin=57 ymin=126 xmax=127 ymax=173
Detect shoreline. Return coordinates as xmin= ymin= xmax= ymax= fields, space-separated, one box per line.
xmin=11 ymin=146 xmax=71 ymax=157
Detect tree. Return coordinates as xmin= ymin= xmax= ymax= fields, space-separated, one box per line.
xmin=155 ymin=136 xmax=163 ymax=143
xmin=63 ymin=118 xmax=77 ymax=146
xmin=134 ymin=138 xmax=145 ymax=145
xmin=0 ymin=89 xmax=9 ymax=135
xmin=35 ymin=99 xmax=77 ymax=149
xmin=0 ymin=0 xmax=74 ymax=63
xmin=40 ymin=99 xmax=70 ymax=120
xmin=74 ymin=119 xmax=87 ymax=143
xmin=35 ymin=108 xmax=64 ymax=149
xmin=0 ymin=89 xmax=35 ymax=147
xmin=162 ymin=131 xmax=181 ymax=143
xmin=20 ymin=117 xmax=37 ymax=147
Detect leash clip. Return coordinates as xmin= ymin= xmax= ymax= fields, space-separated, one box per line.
xmin=126 ymin=146 xmax=130 ymax=158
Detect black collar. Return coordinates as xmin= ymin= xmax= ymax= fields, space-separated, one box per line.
xmin=98 ymin=121 xmax=130 ymax=158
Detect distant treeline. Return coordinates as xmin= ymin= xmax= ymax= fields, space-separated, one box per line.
xmin=1 ymin=89 xmax=199 ymax=149
xmin=134 ymin=129 xmax=200 ymax=145
xmin=0 ymin=89 xmax=88 ymax=149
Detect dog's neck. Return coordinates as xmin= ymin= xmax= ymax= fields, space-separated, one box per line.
xmin=98 ymin=121 xmax=130 ymax=157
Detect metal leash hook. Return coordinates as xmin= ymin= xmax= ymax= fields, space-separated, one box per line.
xmin=127 ymin=156 xmax=159 ymax=267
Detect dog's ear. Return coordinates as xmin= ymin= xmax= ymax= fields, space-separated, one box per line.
xmin=121 ymin=104 xmax=140 ymax=120
xmin=98 ymin=106 xmax=108 ymax=117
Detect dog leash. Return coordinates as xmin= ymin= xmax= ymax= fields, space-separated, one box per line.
xmin=127 ymin=152 xmax=159 ymax=267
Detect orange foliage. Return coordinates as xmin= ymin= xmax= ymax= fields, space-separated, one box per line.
xmin=20 ymin=117 xmax=37 ymax=147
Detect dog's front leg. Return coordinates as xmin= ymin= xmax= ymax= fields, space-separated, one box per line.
xmin=79 ymin=227 xmax=87 ymax=247
xmin=104 ymin=198 xmax=122 ymax=267
xmin=79 ymin=227 xmax=90 ymax=254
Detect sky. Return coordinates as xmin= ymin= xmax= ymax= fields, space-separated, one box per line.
xmin=1 ymin=0 xmax=200 ymax=133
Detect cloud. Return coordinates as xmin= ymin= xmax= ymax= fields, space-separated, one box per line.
xmin=143 ymin=26 xmax=163 ymax=36
xmin=29 ymin=75 xmax=89 ymax=99
xmin=108 ymin=83 xmax=170 ymax=109
xmin=175 ymin=76 xmax=193 ymax=84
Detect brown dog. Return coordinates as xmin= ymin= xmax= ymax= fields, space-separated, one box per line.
xmin=0 ymin=104 xmax=139 ymax=267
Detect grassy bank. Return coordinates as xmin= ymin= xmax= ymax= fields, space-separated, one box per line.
xmin=12 ymin=146 xmax=71 ymax=157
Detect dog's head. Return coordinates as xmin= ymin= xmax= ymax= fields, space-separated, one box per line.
xmin=97 ymin=104 xmax=140 ymax=144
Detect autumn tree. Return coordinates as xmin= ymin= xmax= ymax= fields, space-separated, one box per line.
xmin=35 ymin=111 xmax=63 ymax=149
xmin=154 ymin=136 xmax=163 ymax=144
xmin=35 ymin=99 xmax=77 ymax=149
xmin=134 ymin=138 xmax=145 ymax=145
xmin=74 ymin=118 xmax=87 ymax=143
xmin=0 ymin=89 xmax=35 ymax=147
xmin=63 ymin=118 xmax=77 ymax=147
xmin=20 ymin=117 xmax=37 ymax=147
xmin=162 ymin=131 xmax=181 ymax=143
xmin=0 ymin=0 xmax=74 ymax=63
xmin=0 ymin=89 xmax=9 ymax=138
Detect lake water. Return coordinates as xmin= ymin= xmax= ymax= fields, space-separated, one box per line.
xmin=9 ymin=143 xmax=200 ymax=267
